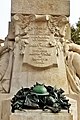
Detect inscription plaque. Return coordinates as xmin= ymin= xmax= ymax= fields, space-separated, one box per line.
xmin=23 ymin=21 xmax=58 ymax=68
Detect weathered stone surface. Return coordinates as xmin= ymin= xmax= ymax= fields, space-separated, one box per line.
xmin=1 ymin=100 xmax=11 ymax=120
xmin=11 ymin=0 xmax=70 ymax=16
xmin=10 ymin=111 xmax=73 ymax=120
xmin=66 ymin=94 xmax=80 ymax=120
xmin=8 ymin=22 xmax=15 ymax=40
xmin=10 ymin=15 xmax=69 ymax=94
xmin=0 ymin=94 xmax=10 ymax=120
xmin=11 ymin=50 xmax=68 ymax=94
xmin=66 ymin=97 xmax=77 ymax=120
xmin=23 ymin=18 xmax=58 ymax=68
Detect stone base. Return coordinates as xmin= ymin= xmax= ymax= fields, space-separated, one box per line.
xmin=0 ymin=94 xmax=10 ymax=120
xmin=0 ymin=99 xmax=73 ymax=120
xmin=66 ymin=94 xmax=80 ymax=120
xmin=10 ymin=110 xmax=73 ymax=120
xmin=1 ymin=100 xmax=11 ymax=120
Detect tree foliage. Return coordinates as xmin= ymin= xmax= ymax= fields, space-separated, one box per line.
xmin=71 ymin=18 xmax=80 ymax=45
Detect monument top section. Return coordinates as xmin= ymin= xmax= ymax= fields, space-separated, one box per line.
xmin=11 ymin=0 xmax=70 ymax=16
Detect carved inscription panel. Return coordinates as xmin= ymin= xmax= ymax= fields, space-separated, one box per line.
xmin=23 ymin=21 xmax=58 ymax=68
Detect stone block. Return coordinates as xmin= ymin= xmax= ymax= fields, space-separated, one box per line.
xmin=66 ymin=96 xmax=77 ymax=120
xmin=10 ymin=110 xmax=73 ymax=120
xmin=0 ymin=94 xmax=10 ymax=120
xmin=1 ymin=100 xmax=11 ymax=120
xmin=66 ymin=94 xmax=80 ymax=120
xmin=11 ymin=0 xmax=70 ymax=16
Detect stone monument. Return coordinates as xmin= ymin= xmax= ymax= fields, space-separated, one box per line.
xmin=0 ymin=0 xmax=76 ymax=120
xmin=10 ymin=0 xmax=70 ymax=94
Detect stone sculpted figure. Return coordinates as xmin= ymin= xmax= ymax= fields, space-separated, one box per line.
xmin=64 ymin=42 xmax=80 ymax=93
xmin=0 ymin=37 xmax=14 ymax=93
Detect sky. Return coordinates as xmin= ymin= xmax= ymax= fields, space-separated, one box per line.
xmin=0 ymin=0 xmax=80 ymax=39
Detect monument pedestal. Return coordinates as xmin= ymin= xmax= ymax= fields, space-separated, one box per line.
xmin=10 ymin=110 xmax=73 ymax=120
xmin=0 ymin=99 xmax=73 ymax=120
